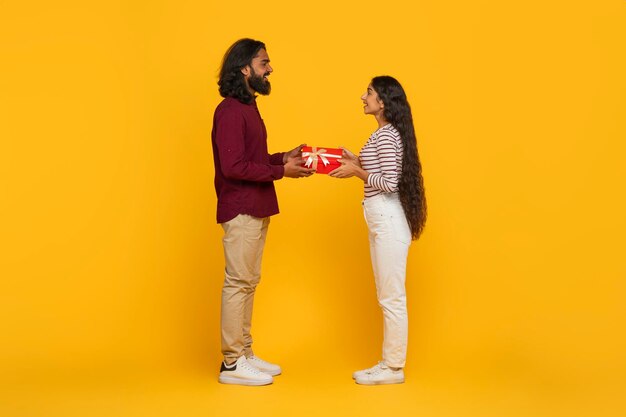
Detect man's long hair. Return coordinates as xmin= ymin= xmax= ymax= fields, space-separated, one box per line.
xmin=218 ymin=38 xmax=265 ymax=104
xmin=371 ymin=75 xmax=427 ymax=240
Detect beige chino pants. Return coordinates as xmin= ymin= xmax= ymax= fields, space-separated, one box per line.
xmin=220 ymin=214 xmax=269 ymax=364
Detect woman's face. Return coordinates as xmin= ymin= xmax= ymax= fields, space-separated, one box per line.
xmin=361 ymin=84 xmax=384 ymax=117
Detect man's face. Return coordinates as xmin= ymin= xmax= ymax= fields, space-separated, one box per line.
xmin=244 ymin=48 xmax=273 ymax=95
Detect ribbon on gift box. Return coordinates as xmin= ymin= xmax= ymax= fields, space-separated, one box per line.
xmin=302 ymin=147 xmax=341 ymax=170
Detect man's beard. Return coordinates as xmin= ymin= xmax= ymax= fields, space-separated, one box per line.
xmin=248 ymin=71 xmax=271 ymax=95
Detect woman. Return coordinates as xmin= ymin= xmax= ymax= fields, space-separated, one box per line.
xmin=329 ymin=76 xmax=427 ymax=385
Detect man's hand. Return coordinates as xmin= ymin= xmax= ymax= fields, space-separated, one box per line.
xmin=283 ymin=143 xmax=306 ymax=164
xmin=284 ymin=156 xmax=315 ymax=178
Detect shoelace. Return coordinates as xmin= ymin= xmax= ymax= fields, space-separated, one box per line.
xmin=369 ymin=366 xmax=384 ymax=376
xmin=364 ymin=362 xmax=385 ymax=374
xmin=368 ymin=362 xmax=393 ymax=377
xmin=241 ymin=360 xmax=262 ymax=375
xmin=249 ymin=357 xmax=266 ymax=366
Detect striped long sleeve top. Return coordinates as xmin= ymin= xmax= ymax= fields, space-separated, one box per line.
xmin=359 ymin=124 xmax=403 ymax=198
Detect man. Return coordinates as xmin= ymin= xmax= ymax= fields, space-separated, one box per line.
xmin=211 ymin=38 xmax=314 ymax=386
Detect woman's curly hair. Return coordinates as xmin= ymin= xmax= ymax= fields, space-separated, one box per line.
xmin=371 ymin=76 xmax=427 ymax=239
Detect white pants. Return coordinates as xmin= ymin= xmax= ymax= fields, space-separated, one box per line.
xmin=363 ymin=193 xmax=411 ymax=368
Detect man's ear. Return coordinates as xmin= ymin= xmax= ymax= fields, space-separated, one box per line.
xmin=241 ymin=65 xmax=250 ymax=77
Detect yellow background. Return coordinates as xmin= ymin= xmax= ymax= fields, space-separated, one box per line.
xmin=1 ymin=0 xmax=625 ymax=416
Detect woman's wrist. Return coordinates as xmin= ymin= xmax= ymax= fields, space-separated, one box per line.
xmin=356 ymin=167 xmax=369 ymax=183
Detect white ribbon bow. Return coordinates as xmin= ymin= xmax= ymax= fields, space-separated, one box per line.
xmin=302 ymin=147 xmax=341 ymax=170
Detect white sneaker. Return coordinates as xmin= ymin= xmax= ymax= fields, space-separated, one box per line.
xmin=352 ymin=361 xmax=385 ymax=379
xmin=247 ymin=355 xmax=282 ymax=376
xmin=218 ymin=356 xmax=273 ymax=386
xmin=354 ymin=363 xmax=405 ymax=385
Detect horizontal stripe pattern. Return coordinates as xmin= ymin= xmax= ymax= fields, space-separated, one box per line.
xmin=359 ymin=124 xmax=403 ymax=198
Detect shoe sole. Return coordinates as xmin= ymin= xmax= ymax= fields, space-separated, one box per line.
xmin=218 ymin=375 xmax=273 ymax=386
xmin=262 ymin=369 xmax=281 ymax=377
xmin=355 ymin=378 xmax=405 ymax=385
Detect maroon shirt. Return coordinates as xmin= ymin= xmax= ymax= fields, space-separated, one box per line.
xmin=211 ymin=97 xmax=285 ymax=223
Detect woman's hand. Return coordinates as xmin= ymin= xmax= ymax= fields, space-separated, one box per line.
xmin=329 ymin=146 xmax=368 ymax=181
xmin=329 ymin=158 xmax=357 ymax=178
xmin=340 ymin=147 xmax=361 ymax=167
xmin=329 ymin=159 xmax=369 ymax=182
xmin=328 ymin=146 xmax=369 ymax=182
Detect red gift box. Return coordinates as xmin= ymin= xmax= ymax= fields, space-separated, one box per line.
xmin=301 ymin=146 xmax=342 ymax=174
